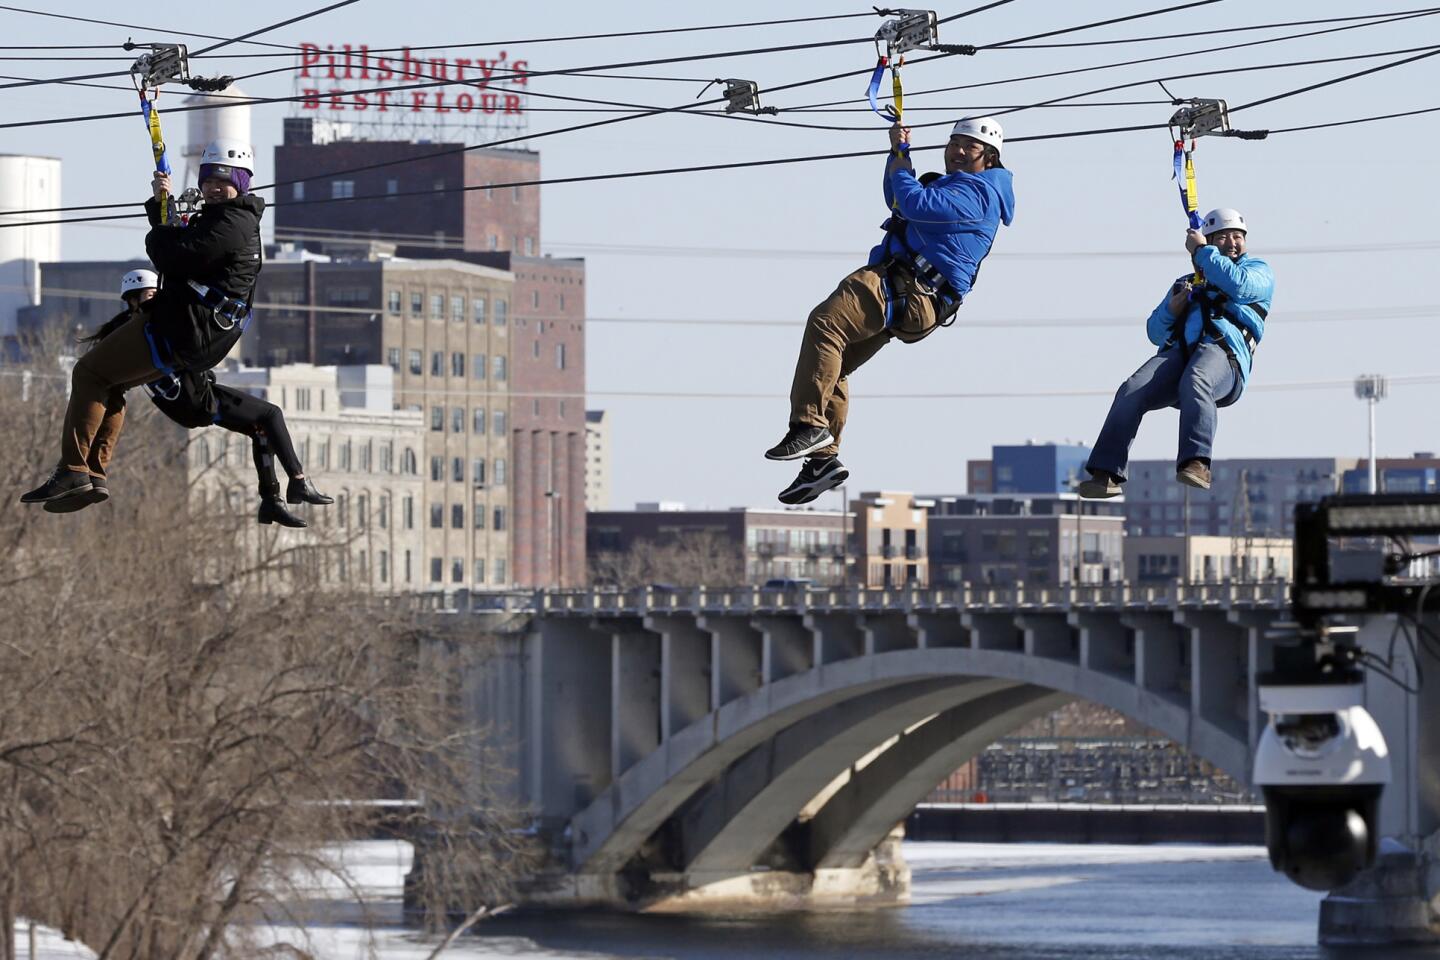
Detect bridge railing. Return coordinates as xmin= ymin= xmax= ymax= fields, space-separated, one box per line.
xmin=533 ymin=580 xmax=1290 ymax=616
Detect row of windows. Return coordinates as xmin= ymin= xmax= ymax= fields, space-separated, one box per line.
xmin=386 ymin=289 xmax=510 ymax=324
xmin=428 ymin=503 xmax=508 ymax=530
xmin=387 ymin=348 xmax=509 ymax=381
xmin=430 ymin=556 xmax=509 ymax=585
xmin=428 ymin=407 xmax=508 ymax=435
xmin=427 ymin=455 xmax=506 ymax=486
xmin=195 ymin=436 xmax=420 ymax=476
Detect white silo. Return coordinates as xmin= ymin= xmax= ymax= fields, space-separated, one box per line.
xmin=0 ymin=154 xmax=62 ymax=339
xmin=181 ymin=85 xmax=252 ymax=186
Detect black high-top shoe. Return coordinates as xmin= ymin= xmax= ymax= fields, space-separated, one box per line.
xmin=286 ymin=476 xmax=334 ymax=505
xmin=44 ymin=474 xmax=108 ymax=513
xmin=20 ymin=468 xmax=92 ymax=507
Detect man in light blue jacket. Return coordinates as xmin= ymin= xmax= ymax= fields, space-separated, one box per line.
xmin=765 ymin=117 xmax=1016 ymax=505
xmin=1079 ymin=208 xmax=1274 ymax=497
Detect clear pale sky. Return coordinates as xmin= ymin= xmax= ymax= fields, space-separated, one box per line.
xmin=3 ymin=1 xmax=1438 ymax=511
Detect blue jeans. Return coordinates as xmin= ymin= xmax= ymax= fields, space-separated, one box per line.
xmin=1086 ymin=343 xmax=1240 ymax=482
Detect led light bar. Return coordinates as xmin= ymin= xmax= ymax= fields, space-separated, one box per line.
xmin=1326 ymin=497 xmax=1440 ymax=534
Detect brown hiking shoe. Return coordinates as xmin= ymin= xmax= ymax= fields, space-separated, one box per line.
xmin=1076 ymin=470 xmax=1123 ymax=499
xmin=1177 ymin=459 xmax=1212 ymax=490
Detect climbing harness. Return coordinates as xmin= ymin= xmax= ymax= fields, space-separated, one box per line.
xmin=867 ymin=9 xmax=974 ymax=125
xmin=127 ymin=42 xmax=232 ymax=226
xmin=187 ymin=280 xmax=252 ymax=333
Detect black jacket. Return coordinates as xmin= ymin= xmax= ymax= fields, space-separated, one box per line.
xmin=144 ymin=193 xmax=264 ymax=372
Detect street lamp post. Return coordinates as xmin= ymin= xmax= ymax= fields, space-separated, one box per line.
xmin=1354 ymin=374 xmax=1389 ymax=494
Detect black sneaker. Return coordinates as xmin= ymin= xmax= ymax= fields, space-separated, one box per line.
xmin=286 ymin=476 xmax=334 ymax=505
xmin=778 ymin=457 xmax=849 ymax=505
xmin=764 ymin=424 xmax=834 ymax=461
xmin=44 ymin=475 xmax=108 ymax=514
xmin=20 ymin=468 xmax=93 ymax=506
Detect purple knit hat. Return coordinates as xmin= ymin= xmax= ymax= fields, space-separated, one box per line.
xmin=198 ymin=162 xmax=251 ymax=194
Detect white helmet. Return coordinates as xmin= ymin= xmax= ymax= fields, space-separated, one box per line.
xmin=950 ymin=116 xmax=1004 ymax=156
xmin=199 ymin=138 xmax=254 ymax=174
xmin=120 ymin=269 xmax=159 ymax=298
xmin=1202 ymin=208 xmax=1247 ymax=236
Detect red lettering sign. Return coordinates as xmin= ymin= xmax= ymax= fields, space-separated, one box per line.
xmin=294 ymin=43 xmax=527 ymax=114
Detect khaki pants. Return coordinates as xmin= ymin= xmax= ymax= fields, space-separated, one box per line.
xmin=788 ymin=266 xmax=891 ymax=458
xmin=60 ymin=315 xmax=161 ymax=477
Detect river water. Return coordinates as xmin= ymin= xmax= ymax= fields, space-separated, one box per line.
xmin=242 ymin=840 xmax=1440 ymax=960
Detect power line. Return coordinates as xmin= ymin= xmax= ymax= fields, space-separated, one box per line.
xmin=0 ymin=4 xmax=300 ymax=50
xmin=1265 ymin=103 xmax=1440 ymax=134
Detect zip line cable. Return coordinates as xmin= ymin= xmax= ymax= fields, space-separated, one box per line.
xmin=785 ymin=6 xmax=1440 ymax=111
xmin=8 ymin=36 xmax=1437 ymax=224
xmin=188 ymin=0 xmax=364 ymax=58
xmin=0 ymin=4 xmax=300 ymax=50
xmin=1265 ymin=103 xmax=1440 ymax=134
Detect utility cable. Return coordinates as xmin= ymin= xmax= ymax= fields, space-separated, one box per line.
xmin=0 ymin=4 xmax=301 ymax=50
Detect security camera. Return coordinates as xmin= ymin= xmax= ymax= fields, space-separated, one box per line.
xmin=1253 ymin=674 xmax=1390 ymax=892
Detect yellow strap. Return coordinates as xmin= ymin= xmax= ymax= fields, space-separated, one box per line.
xmin=1184 ymin=148 xmax=1202 ymax=282
xmin=890 ymin=58 xmax=904 ymax=125
xmin=146 ymin=99 xmax=170 ymax=226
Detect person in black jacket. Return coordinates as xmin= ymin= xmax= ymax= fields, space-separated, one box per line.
xmin=50 ymin=270 xmax=333 ymax=525
xmin=22 ymin=138 xmax=266 ymax=510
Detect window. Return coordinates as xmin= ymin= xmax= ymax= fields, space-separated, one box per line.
xmin=532 ymin=290 xmax=541 ymax=310
xmin=430 ymin=558 xmax=442 ymax=583
xmin=473 ymin=408 xmax=486 ymax=434
xmin=493 ymin=507 xmax=507 ymax=531
xmin=473 ymin=297 xmax=487 ymax=324
xmin=295 ymin=388 xmax=312 ymax=412
xmin=556 ymin=343 xmax=566 ymax=370
xmin=360 ymin=441 xmax=372 ymax=472
xmin=559 ymin=293 xmax=565 ymax=311
xmin=401 ymin=448 xmax=417 ymax=475
xmin=403 ymin=495 xmax=414 ymax=529
xmin=378 ymin=496 xmax=388 ymax=528
xmin=493 ymin=356 xmax=507 ymax=380
xmin=430 ymin=406 xmax=443 ymax=432
xmin=451 ymin=504 xmax=464 ymax=528
xmin=495 ymin=299 xmax=508 ymax=326
xmin=430 ymin=504 xmax=443 ymax=528
xmin=512 ymin=185 xmax=521 ymax=203
xmin=292 ymin=182 xmax=305 ymax=201
xmin=472 ymin=353 xmax=486 ymax=380
xmin=408 ymin=349 xmax=422 ymax=374
xmin=493 ymin=410 xmax=506 ymax=434
xmin=488 ymin=234 xmax=498 ymax=251
xmin=452 ymin=456 xmax=464 ymax=482
xmin=429 ymin=293 xmax=444 ymax=318
xmin=379 ymin=550 xmax=390 ymax=583
xmin=473 ymin=458 xmax=486 ymax=486
xmin=473 ymin=500 xmax=486 ymax=528
xmin=315 ymin=441 xmax=329 ymax=469
xmin=493 ymin=458 xmax=507 ymax=486
xmin=430 ymin=351 xmax=442 ymax=376
xmin=331 ymin=179 xmax=354 ymax=199
xmin=386 ymin=347 xmax=400 ymax=371
xmin=387 ymin=290 xmax=401 ymax=314
xmin=494 ymin=558 xmax=507 ymax=583
xmin=386 ymin=177 xmax=399 ymax=198
xmin=532 ymin=339 xmax=540 ymax=358
xmin=451 ymin=295 xmax=464 ymax=322
xmin=451 ymin=352 xmax=465 ymax=377
xmin=410 ymin=292 xmax=423 ymax=316
xmin=405 ymin=550 xmax=412 ymax=583
xmin=380 ymin=443 xmax=393 ymax=473
xmin=451 ymin=559 xmax=464 ymax=583
xmin=356 ymin=494 xmax=368 ymax=527
xmin=430 ymin=456 xmax=443 ymax=481
xmin=451 ymin=407 xmax=464 ymax=433
xmin=524 ymin=236 xmax=534 ymax=256
xmin=339 ymin=441 xmax=352 ymax=471
xmin=474 ymin=558 xmax=485 ymax=582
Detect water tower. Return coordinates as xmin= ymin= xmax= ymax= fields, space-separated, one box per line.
xmin=181 ymin=86 xmax=252 ymax=187
xmin=0 ymin=154 xmax=62 ymax=339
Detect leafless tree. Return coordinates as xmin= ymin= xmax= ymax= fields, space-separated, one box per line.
xmin=0 ymin=339 xmax=534 ymax=960
xmin=589 ymin=529 xmax=744 ymax=588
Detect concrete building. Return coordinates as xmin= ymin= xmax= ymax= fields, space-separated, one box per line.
xmin=199 ymin=363 xmax=426 ymax=592
xmin=1124 ymin=457 xmax=1356 ymax=539
xmin=1124 ymin=535 xmax=1293 ymax=585
xmin=1342 ymin=454 xmax=1440 ymax=494
xmin=852 ymin=491 xmax=930 ymax=587
xmin=926 ymin=494 xmax=1126 ymax=586
xmin=586 ymin=505 xmax=851 ymax=586
xmin=585 ymin=410 xmax=611 ymax=510
xmin=0 ymin=154 xmax=61 ymax=343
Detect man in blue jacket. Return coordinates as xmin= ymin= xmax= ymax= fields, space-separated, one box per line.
xmin=1079 ymin=208 xmax=1274 ymax=497
xmin=764 ymin=117 xmax=1016 ymax=505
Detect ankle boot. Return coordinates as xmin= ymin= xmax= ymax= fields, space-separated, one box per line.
xmin=287 ymin=475 xmax=333 ymax=505
xmin=258 ymin=496 xmax=307 ymax=528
